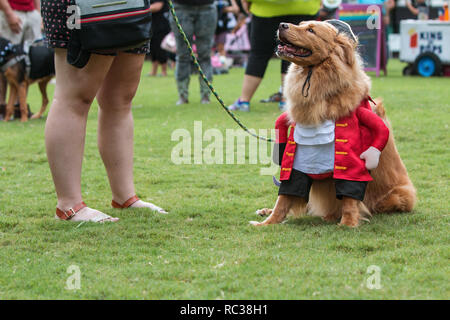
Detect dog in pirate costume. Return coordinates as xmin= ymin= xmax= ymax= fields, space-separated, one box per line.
xmin=250 ymin=20 xmax=416 ymax=227
xmin=0 ymin=37 xmax=55 ymax=122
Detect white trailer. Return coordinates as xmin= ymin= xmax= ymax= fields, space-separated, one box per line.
xmin=399 ymin=19 xmax=450 ymax=76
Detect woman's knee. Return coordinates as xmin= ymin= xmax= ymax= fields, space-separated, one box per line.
xmin=246 ymin=57 xmax=270 ymax=78
xmin=196 ymin=46 xmax=213 ymax=63
xmin=53 ymin=50 xmax=115 ymax=116
xmin=53 ymin=91 xmax=95 ymax=117
xmin=97 ymin=90 xmax=134 ymax=113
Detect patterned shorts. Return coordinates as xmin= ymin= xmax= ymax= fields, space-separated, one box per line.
xmin=41 ymin=0 xmax=149 ymax=54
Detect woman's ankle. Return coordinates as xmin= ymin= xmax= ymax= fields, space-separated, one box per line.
xmin=112 ymin=192 xmax=136 ymax=205
xmin=56 ymin=198 xmax=84 ymax=211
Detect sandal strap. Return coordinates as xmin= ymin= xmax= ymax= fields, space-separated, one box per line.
xmin=111 ymin=195 xmax=140 ymax=209
xmin=56 ymin=202 xmax=87 ymax=220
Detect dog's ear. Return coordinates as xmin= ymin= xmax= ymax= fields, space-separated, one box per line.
xmin=335 ymin=33 xmax=356 ymax=67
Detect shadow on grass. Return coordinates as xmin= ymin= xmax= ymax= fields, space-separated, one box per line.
xmin=283 ymin=216 xmax=335 ymax=227
xmin=282 ymin=210 xmax=415 ymax=229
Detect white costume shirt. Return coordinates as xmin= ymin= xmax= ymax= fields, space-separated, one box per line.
xmin=292 ymin=120 xmax=335 ymax=174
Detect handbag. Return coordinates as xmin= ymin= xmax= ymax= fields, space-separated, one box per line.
xmin=225 ymin=24 xmax=250 ymax=52
xmin=67 ymin=0 xmax=152 ymax=68
xmin=161 ymin=32 xmax=176 ymax=54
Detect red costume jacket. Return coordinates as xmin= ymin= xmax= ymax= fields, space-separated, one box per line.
xmin=276 ymin=98 xmax=389 ymax=182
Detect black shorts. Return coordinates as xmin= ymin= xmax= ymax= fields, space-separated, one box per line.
xmin=150 ymin=28 xmax=170 ymax=63
xmin=278 ymin=169 xmax=368 ymax=201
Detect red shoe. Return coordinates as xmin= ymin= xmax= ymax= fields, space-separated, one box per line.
xmin=111 ymin=195 xmax=140 ymax=209
xmin=56 ymin=202 xmax=118 ymax=222
xmin=112 ymin=195 xmax=168 ymax=214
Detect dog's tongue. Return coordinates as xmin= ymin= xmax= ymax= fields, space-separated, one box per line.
xmin=282 ymin=45 xmax=309 ymax=56
xmin=284 ymin=46 xmax=298 ymax=54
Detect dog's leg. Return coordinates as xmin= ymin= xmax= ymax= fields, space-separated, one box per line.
xmin=18 ymin=83 xmax=28 ymax=122
xmin=308 ymin=179 xmax=341 ymax=221
xmin=323 ymin=210 xmax=341 ymax=222
xmin=4 ymin=83 xmax=17 ymax=121
xmin=374 ymin=185 xmax=416 ymax=213
xmin=256 ymin=194 xmax=308 ymax=217
xmin=31 ymin=77 xmax=52 ymax=119
xmin=289 ymin=196 xmax=308 ymax=218
xmin=250 ymin=195 xmax=302 ymax=226
xmin=339 ymin=197 xmax=360 ymax=227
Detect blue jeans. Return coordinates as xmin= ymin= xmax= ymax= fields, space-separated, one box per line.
xmin=169 ymin=3 xmax=217 ymax=100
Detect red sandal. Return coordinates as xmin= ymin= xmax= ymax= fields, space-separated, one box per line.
xmin=111 ymin=195 xmax=168 ymax=213
xmin=111 ymin=195 xmax=140 ymax=209
xmin=56 ymin=202 xmax=118 ymax=222
xmin=56 ymin=202 xmax=87 ymax=220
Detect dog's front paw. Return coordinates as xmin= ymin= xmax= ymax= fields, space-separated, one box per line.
xmin=30 ymin=113 xmax=42 ymax=120
xmin=338 ymin=216 xmax=359 ymax=228
xmin=249 ymin=220 xmax=264 ymax=227
xmin=255 ymin=208 xmax=272 ymax=216
xmin=323 ymin=211 xmax=341 ymax=222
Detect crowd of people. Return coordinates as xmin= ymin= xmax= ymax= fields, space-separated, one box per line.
xmin=145 ymin=0 xmax=437 ymax=109
xmin=1 ymin=0 xmax=440 ymax=113
xmin=148 ymin=0 xmax=323 ymax=108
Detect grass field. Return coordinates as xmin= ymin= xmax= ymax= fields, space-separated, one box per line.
xmin=0 ymin=59 xmax=449 ymax=299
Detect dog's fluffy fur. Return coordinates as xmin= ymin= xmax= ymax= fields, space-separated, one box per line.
xmin=251 ymin=21 xmax=416 ymax=227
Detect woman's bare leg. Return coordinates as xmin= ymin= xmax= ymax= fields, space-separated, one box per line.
xmin=150 ymin=61 xmax=158 ymax=76
xmin=240 ymin=74 xmax=262 ymax=102
xmin=161 ymin=63 xmax=167 ymax=76
xmin=96 ymin=52 xmax=167 ymax=213
xmin=239 ymin=71 xmax=286 ymax=103
xmin=45 ymin=49 xmax=118 ymax=222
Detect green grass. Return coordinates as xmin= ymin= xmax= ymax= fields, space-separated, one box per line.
xmin=0 ymin=59 xmax=449 ymax=299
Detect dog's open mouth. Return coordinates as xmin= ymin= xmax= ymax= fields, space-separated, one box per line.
xmin=277 ymin=36 xmax=312 ymax=58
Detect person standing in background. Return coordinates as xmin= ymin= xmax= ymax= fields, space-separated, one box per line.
xmin=148 ymin=0 xmax=171 ymax=77
xmin=169 ymin=0 xmax=218 ymax=105
xmin=406 ymin=0 xmax=429 ymax=20
xmin=0 ymin=0 xmax=41 ymax=44
xmin=0 ymin=0 xmax=42 ymax=118
xmin=357 ymin=0 xmax=395 ymax=27
xmin=215 ymin=0 xmax=239 ymax=57
xmin=357 ymin=0 xmax=394 ymax=65
xmin=227 ymin=0 xmax=320 ymax=112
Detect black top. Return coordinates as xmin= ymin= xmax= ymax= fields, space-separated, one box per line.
xmin=173 ymin=0 xmax=214 ymax=5
xmin=416 ymin=2 xmax=429 ymax=17
xmin=216 ymin=0 xmax=232 ymax=34
xmin=151 ymin=0 xmax=170 ymax=33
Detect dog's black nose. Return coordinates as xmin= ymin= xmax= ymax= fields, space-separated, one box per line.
xmin=279 ymin=23 xmax=289 ymax=30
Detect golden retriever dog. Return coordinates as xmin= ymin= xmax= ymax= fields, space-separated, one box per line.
xmin=250 ymin=20 xmax=416 ymax=227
